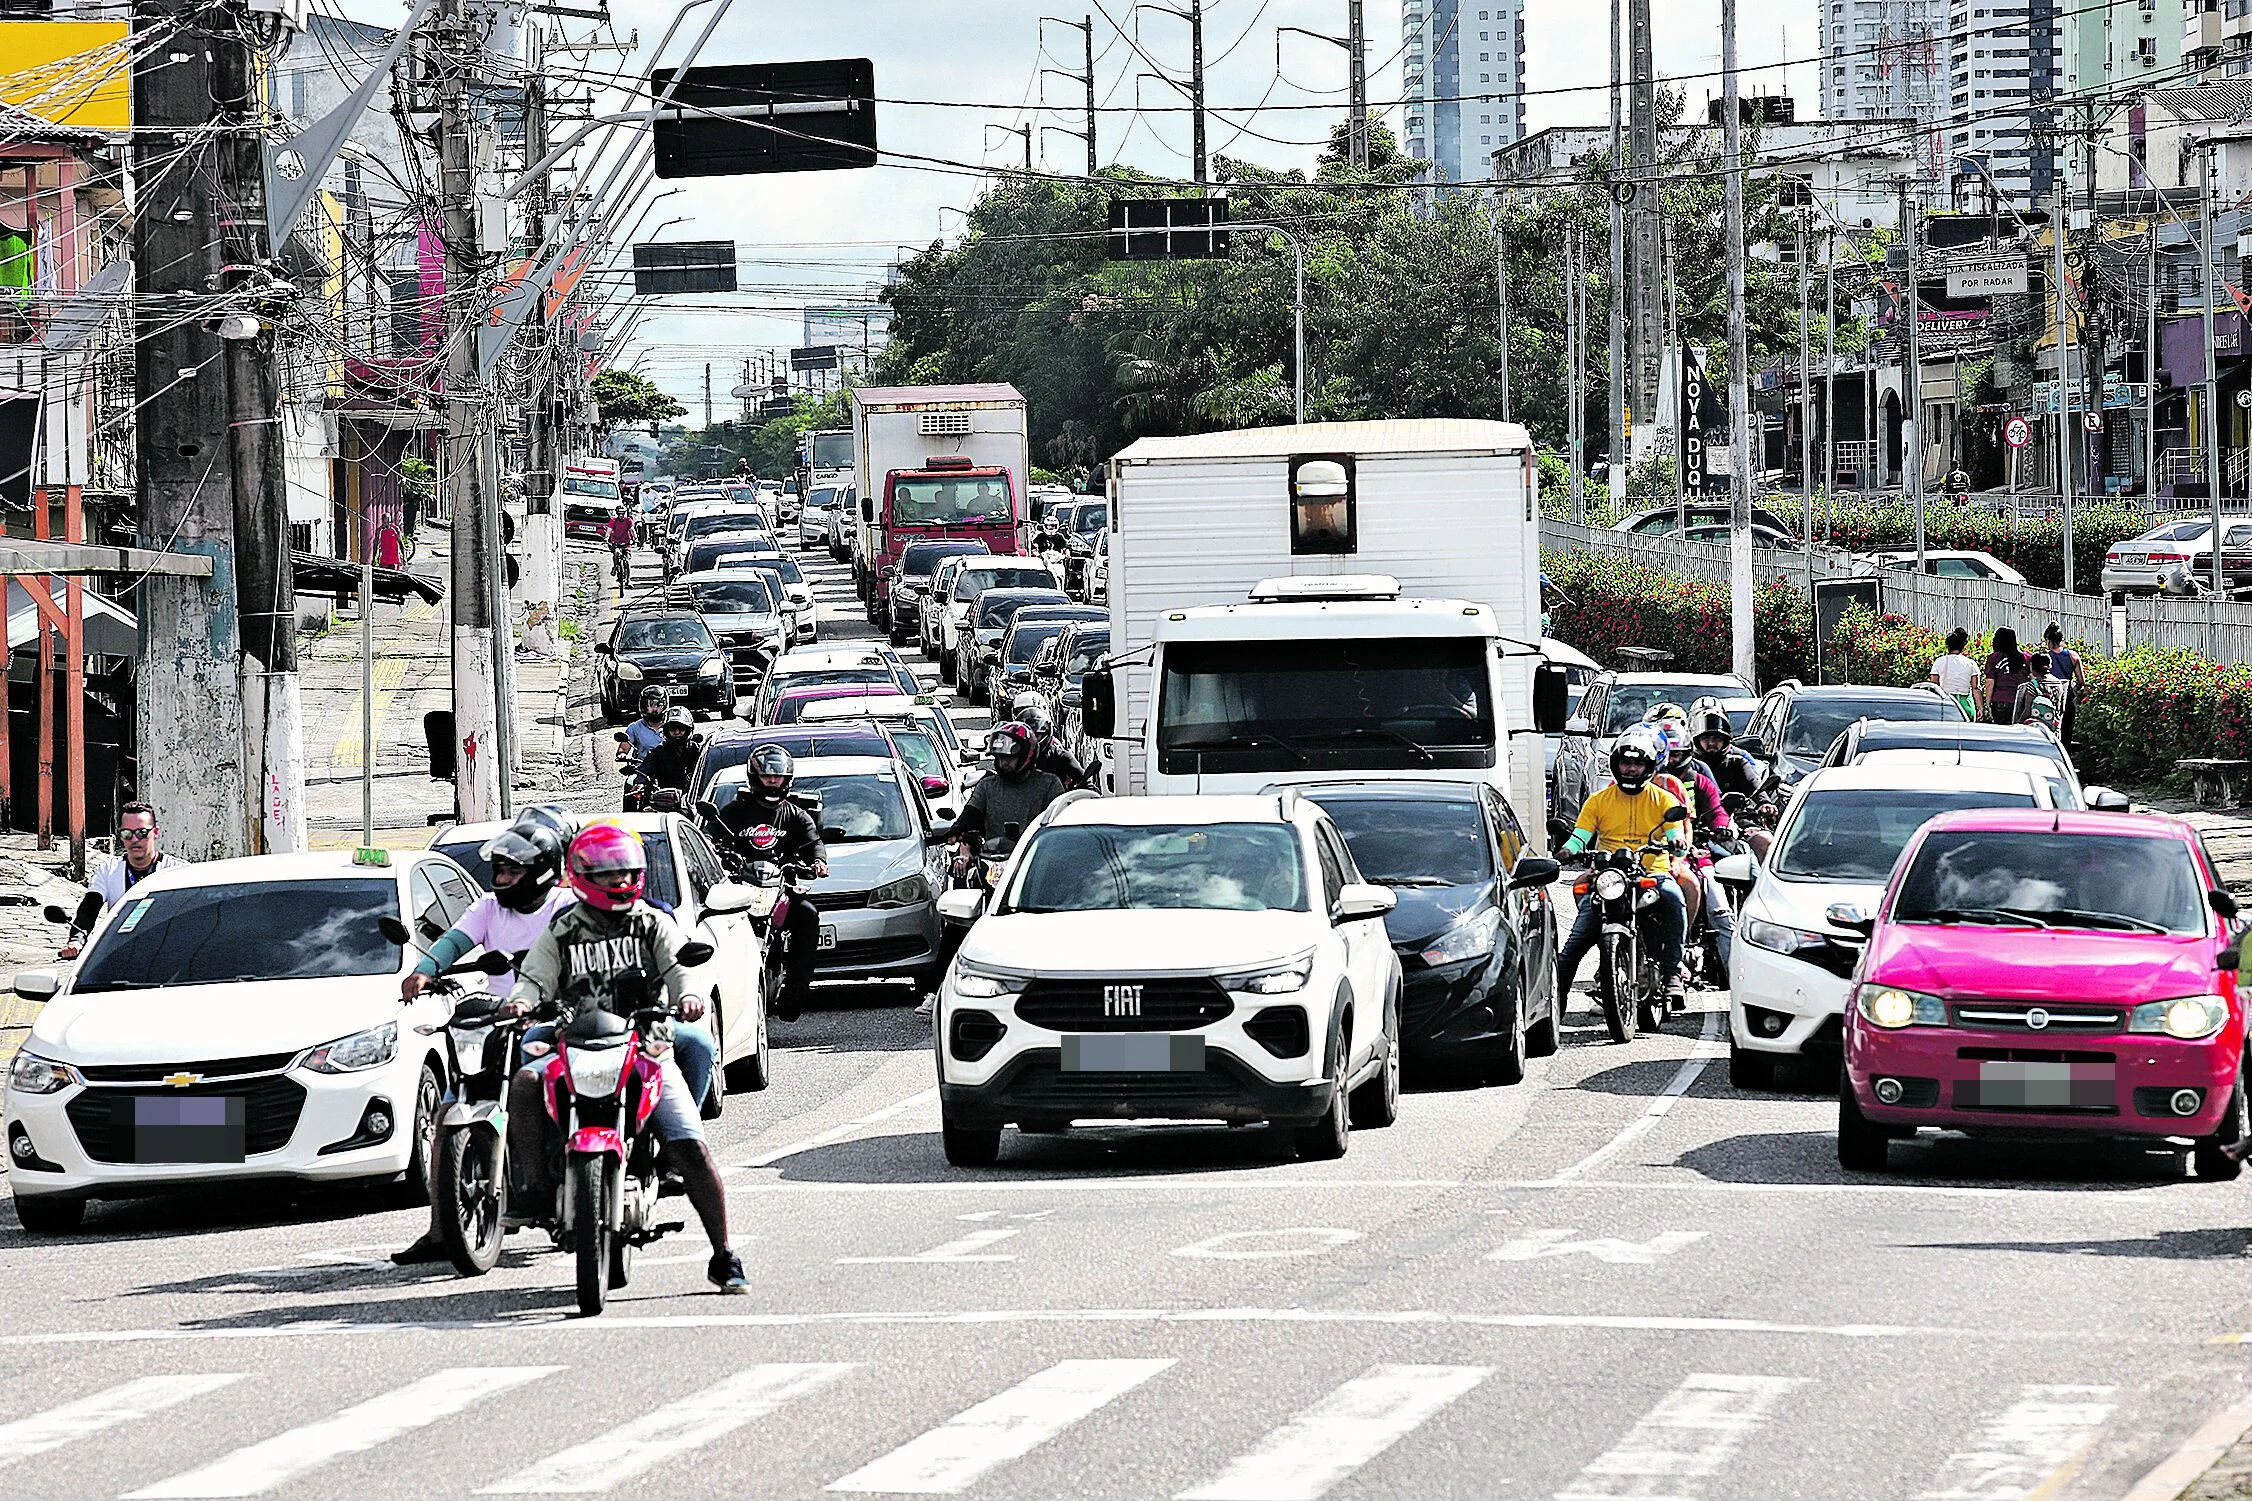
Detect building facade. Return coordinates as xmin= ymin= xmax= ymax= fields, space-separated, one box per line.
xmin=1820 ymin=0 xmax=1950 ymax=178
xmin=1402 ymin=0 xmax=1525 ymax=187
xmin=1947 ymin=0 xmax=2062 ymax=206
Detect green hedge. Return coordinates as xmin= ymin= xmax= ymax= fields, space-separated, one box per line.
xmin=1543 ymin=551 xmax=1812 ymax=687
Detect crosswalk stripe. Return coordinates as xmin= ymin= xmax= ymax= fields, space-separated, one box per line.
xmin=125 ymin=1366 xmax=560 ymax=1499
xmin=1177 ymin=1364 xmax=1491 ymax=1501
xmin=1914 ymin=1385 xmax=2117 ymax=1500
xmin=1553 ymin=1372 xmax=1806 ymax=1500
xmin=478 ymin=1363 xmax=856 ymax=1494
xmin=824 ymin=1358 xmax=1174 ymax=1494
xmin=0 ymin=1376 xmax=243 ymax=1470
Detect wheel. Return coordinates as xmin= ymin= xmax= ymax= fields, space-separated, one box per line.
xmin=434 ymin=1128 xmax=505 ymax=1275
xmin=2195 ymin=1078 xmax=2248 ymax=1181
xmin=969 ymin=668 xmax=988 ymax=706
xmin=395 ymin=1064 xmax=442 ymax=1207
xmin=572 ymin=1156 xmax=611 ymax=1315
xmin=1637 ymin=996 xmax=1664 ymax=1034
xmin=1836 ymin=1084 xmax=1891 ymax=1172
xmin=942 ymin=1116 xmax=1002 ymax=1167
xmin=1728 ymin=1040 xmax=1778 ymax=1091
xmin=1524 ymin=960 xmax=1560 ymax=1059
xmin=1486 ymin=989 xmax=1528 ymax=1086
xmin=13 ymin=1194 xmax=84 ymax=1233
xmin=1349 ymin=996 xmax=1401 ymax=1128
xmin=608 ymin=1223 xmax=635 ymax=1289
xmin=1597 ymin=935 xmax=1633 ymax=1045
xmin=725 ymin=994 xmax=773 ymax=1092
xmin=700 ymin=1018 xmax=726 ymax=1121
xmin=1294 ymin=1016 xmax=1353 ymax=1160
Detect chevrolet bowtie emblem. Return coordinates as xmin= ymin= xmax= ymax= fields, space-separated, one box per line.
xmin=160 ymin=1072 xmax=201 ymax=1089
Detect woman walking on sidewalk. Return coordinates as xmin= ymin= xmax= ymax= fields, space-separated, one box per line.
xmin=1984 ymin=626 xmax=2030 ymax=725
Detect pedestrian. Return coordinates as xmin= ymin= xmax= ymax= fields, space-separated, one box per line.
xmin=1984 ymin=625 xmax=2030 ymax=725
xmin=1928 ymin=626 xmax=1982 ymax=720
xmin=59 ymin=801 xmax=177 ymax=958
xmin=2015 ymin=652 xmax=2068 ymax=734
xmin=375 ymin=517 xmax=403 ymax=570
xmin=2042 ymin=622 xmax=2084 ymax=748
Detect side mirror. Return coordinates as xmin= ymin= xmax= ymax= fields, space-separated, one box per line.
xmin=1562 ymin=715 xmax=1591 ymax=736
xmin=1661 ymin=805 xmax=1689 ymax=823
xmin=936 ymin=888 xmax=985 ymax=924
xmin=1712 ymin=852 xmax=1756 ymax=885
xmin=704 ymin=880 xmax=756 ymax=915
xmin=677 ymin=940 xmax=716 ymax=968
xmin=1737 ymin=736 xmax=1769 ymax=759
xmin=1060 ymin=688 xmax=1082 ymax=709
xmin=2212 ymin=889 xmax=2241 ymax=922
xmin=922 ymin=775 xmax=950 ymax=796
xmin=13 ymin=969 xmax=59 ymax=1001
xmin=1332 ymin=883 xmax=1397 ymax=924
xmin=41 ymin=903 xmax=69 ymax=926
xmin=1080 ymin=667 xmax=1116 ymax=739
xmin=924 ymin=826 xmax=956 ymax=845
xmin=1507 ymin=856 xmax=1562 ymax=890
xmin=594 ymin=642 xmax=613 ymax=655
xmin=475 ymin=951 xmax=514 ymax=976
xmin=1826 ymin=902 xmax=1876 ymax=937
xmin=378 ymin=915 xmax=414 ymax=947
xmin=1546 ymin=817 xmax=1573 ymax=848
xmin=2085 ymin=785 xmax=2132 ymax=812
xmin=1532 ymin=663 xmax=1570 ymax=733
xmin=821 ymin=826 xmax=849 ymax=843
xmin=695 ymin=799 xmax=724 ymax=823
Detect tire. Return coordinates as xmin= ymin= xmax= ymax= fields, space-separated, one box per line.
xmin=1597 ymin=934 xmax=1633 ymax=1045
xmin=572 ymin=1155 xmax=611 ymax=1315
xmin=396 ymin=1064 xmax=442 ymax=1207
xmin=14 ymin=1194 xmax=84 ymax=1234
xmin=2195 ymin=1078 xmax=2248 ymax=1182
xmin=1524 ymin=959 xmax=1560 ymax=1059
xmin=608 ymin=1221 xmax=635 ymax=1290
xmin=434 ymin=1128 xmax=505 ymax=1275
xmin=1637 ymin=995 xmax=1664 ymax=1034
xmin=1349 ymin=995 xmax=1401 ymax=1128
xmin=942 ymin=1116 xmax=1002 ymax=1167
xmin=1294 ymin=1016 xmax=1353 ymax=1160
xmin=1728 ymin=1040 xmax=1778 ymax=1092
xmin=724 ymin=994 xmax=772 ymax=1093
xmin=1836 ymin=1085 xmax=1891 ymax=1172
xmin=1486 ymin=987 xmax=1528 ymax=1086
xmin=700 ymin=1019 xmax=726 ymax=1121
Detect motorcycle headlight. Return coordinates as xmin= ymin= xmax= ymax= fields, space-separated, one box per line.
xmin=8 ymin=1051 xmax=77 ymax=1095
xmin=698 ymin=657 xmax=724 ymax=678
xmin=615 ymin=661 xmax=645 ymax=681
xmin=1854 ymin=985 xmax=1947 ymax=1030
xmin=1219 ymin=951 xmax=1316 ymax=994
xmin=952 ymin=965 xmax=1027 ymax=999
xmin=2129 ymin=994 xmax=2229 ymax=1040
xmin=870 ymin=874 xmax=929 ymax=909
xmin=1742 ymin=916 xmax=1829 ymax=955
xmin=1421 ymin=907 xmax=1502 ymax=967
xmin=301 ymin=1020 xmax=398 ymax=1074
xmin=1594 ymin=868 xmax=1629 ymax=901
xmin=567 ymin=1044 xmax=629 ymax=1097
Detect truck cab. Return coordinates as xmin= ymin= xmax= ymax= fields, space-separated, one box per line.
xmin=871 ymin=456 xmax=1020 ymax=626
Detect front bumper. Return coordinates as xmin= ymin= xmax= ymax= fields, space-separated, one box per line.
xmin=1729 ymin=937 xmax=1855 ymax=1056
xmin=1397 ymin=951 xmax=1507 ymax=1052
xmin=811 ymin=900 xmax=941 ymax=978
xmin=1845 ymin=1024 xmax=2241 ymax=1139
xmin=939 ymin=1046 xmax=1335 ymax=1128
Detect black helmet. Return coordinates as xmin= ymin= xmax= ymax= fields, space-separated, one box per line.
xmin=662 ymin=706 xmax=695 ymax=739
xmin=1012 ymin=701 xmax=1054 ymax=746
xmin=1689 ymin=696 xmax=1733 ymax=748
xmin=639 ymin=685 xmax=666 ymax=717
xmin=987 ymin=721 xmax=1035 ymax=781
xmin=480 ymin=819 xmax=565 ymax=912
xmin=748 ymin=743 xmax=794 ymax=801
xmin=515 ymin=802 xmax=581 ymax=849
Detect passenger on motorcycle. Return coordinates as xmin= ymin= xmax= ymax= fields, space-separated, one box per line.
xmin=1687 ymin=696 xmax=1773 ymax=860
xmin=1653 ymin=716 xmax=1735 ymax=980
xmin=1641 ymin=709 xmax=1710 ymax=944
xmin=636 ymin=707 xmax=700 ymax=794
xmin=621 ymin=687 xmax=668 ymax=762
xmin=714 ymin=745 xmax=829 ymax=1021
xmin=1554 ymin=728 xmax=1690 ymax=1009
xmin=505 ymin=824 xmax=747 ymax=1294
xmin=1010 ymin=700 xmax=1087 ymax=790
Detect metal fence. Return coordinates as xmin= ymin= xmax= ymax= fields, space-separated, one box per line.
xmin=2124 ymin=596 xmax=2252 ymax=665
xmin=1876 ymin=571 xmax=2112 ymax=658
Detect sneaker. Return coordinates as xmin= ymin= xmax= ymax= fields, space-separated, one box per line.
xmin=771 ymin=991 xmax=802 ymax=1023
xmin=708 ymin=1250 xmax=749 ymax=1294
xmin=915 ymin=993 xmax=936 ymax=1017
xmin=389 ymin=1232 xmax=447 ymax=1266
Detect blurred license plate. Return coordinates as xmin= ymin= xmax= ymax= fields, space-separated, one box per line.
xmin=817 ymin=925 xmax=837 ymax=951
xmin=1061 ymin=1035 xmax=1204 ymax=1072
xmin=132 ymin=1096 xmax=246 ymax=1163
xmin=1969 ymin=1060 xmax=2114 ymax=1109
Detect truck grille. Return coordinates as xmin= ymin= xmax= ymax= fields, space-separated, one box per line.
xmin=1014 ymin=977 xmax=1234 ymax=1033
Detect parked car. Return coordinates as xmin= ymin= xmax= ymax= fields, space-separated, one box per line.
xmin=1614 ymin=502 xmax=1797 ymax=538
xmin=2101 ymin=518 xmax=2252 ymax=596
xmin=1865 ymin=549 xmax=2028 ymax=584
xmin=956 ymin=587 xmax=1072 ymax=706
xmin=1679 ymin=522 xmax=1802 ymax=551
xmin=595 ymin=609 xmax=734 ymax=721
xmin=885 ymin=539 xmax=992 ymax=646
xmin=1738 ymin=681 xmax=1964 ymax=794
xmin=1551 ymin=670 xmax=1751 ymax=825
xmin=1838 ymin=809 xmax=2246 ymax=1177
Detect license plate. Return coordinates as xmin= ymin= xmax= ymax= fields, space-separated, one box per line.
xmin=1061 ymin=1035 xmax=1205 ymax=1073
xmin=1968 ymin=1060 xmax=2114 ymax=1110
xmin=131 ymin=1095 xmax=247 ymax=1163
xmin=817 ymin=924 xmax=837 ymax=951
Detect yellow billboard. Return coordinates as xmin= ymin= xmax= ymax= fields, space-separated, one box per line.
xmin=0 ymin=22 xmax=132 ymax=133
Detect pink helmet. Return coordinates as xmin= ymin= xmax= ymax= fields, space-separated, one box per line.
xmin=568 ymin=823 xmax=647 ymax=911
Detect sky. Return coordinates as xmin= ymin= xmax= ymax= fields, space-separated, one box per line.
xmin=346 ymin=0 xmax=1822 ymax=409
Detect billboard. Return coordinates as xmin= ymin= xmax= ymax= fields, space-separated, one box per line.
xmin=803 ymin=304 xmax=889 ymax=354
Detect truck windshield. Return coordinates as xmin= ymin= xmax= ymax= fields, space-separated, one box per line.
xmin=810 ymin=432 xmax=854 ymax=468
xmin=892 ymin=476 xmax=1012 ymax=526
xmin=1157 ymin=638 xmax=1496 ymax=775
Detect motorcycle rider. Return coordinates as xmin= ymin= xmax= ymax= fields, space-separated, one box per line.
xmin=1553 ymin=727 xmax=1690 ymax=1010
xmin=504 ymin=824 xmax=747 ymax=1294
xmin=634 ymin=707 xmax=701 ymax=799
xmin=927 ymin=722 xmax=1068 ymax=989
xmin=1651 ymin=713 xmax=1735 ymax=982
xmin=620 ymin=687 xmax=668 ymax=765
xmin=1010 ymin=699 xmax=1087 ymax=790
xmin=1688 ymin=697 xmax=1773 ymax=860
xmin=714 ymin=744 xmax=828 ymax=1021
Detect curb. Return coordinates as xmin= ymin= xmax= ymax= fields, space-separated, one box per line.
xmin=2120 ymin=1392 xmax=2252 ymax=1501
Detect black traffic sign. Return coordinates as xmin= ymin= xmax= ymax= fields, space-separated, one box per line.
xmin=1106 ymin=197 xmax=1231 ymax=261
xmin=632 ymin=240 xmax=738 ymax=295
xmin=650 ymin=59 xmax=877 ymax=179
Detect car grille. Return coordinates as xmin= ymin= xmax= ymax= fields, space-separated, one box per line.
xmin=1957 ymin=1047 xmax=2116 ymax=1065
xmin=985 ymin=1054 xmax=1272 ymax=1120
xmin=66 ymin=1076 xmax=308 ymax=1162
xmin=1014 ymin=977 xmax=1234 ymax=1033
xmin=819 ymin=934 xmax=930 ymax=968
xmin=814 ymin=889 xmax=872 ymax=913
xmin=1950 ymin=1002 xmax=2123 ymax=1034
xmin=75 ymin=1052 xmax=301 ymax=1084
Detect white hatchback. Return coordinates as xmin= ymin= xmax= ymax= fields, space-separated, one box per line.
xmin=5 ymin=850 xmax=481 ymax=1231
xmin=933 ymin=793 xmax=1402 ymax=1167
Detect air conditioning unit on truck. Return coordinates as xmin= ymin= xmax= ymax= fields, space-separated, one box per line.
xmin=1079 ymin=419 xmax=1567 ymax=838
xmin=849 ymin=384 xmax=1030 ymax=624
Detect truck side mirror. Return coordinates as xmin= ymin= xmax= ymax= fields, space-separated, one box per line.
xmin=1532 ymin=663 xmax=1569 ymax=733
xmin=1080 ymin=667 xmax=1116 ymax=739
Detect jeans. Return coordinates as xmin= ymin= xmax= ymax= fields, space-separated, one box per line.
xmin=1556 ymin=880 xmax=1687 ymax=994
xmin=781 ymin=897 xmax=819 ymax=1003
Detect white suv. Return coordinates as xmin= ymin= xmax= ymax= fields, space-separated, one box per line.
xmin=933 ymin=792 xmax=1403 ymax=1166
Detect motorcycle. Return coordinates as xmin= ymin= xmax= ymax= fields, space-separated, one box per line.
xmin=1561 ymin=806 xmax=1690 ymax=1043
xmin=700 ymin=798 xmax=823 ymax=1020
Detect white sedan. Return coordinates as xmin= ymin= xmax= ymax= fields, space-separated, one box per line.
xmin=5 ymin=850 xmax=480 ymax=1232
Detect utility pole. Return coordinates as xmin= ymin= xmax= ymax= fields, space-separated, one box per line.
xmin=1189 ymin=0 xmax=1206 ymax=183
xmin=1348 ymin=0 xmax=1368 ymax=171
xmin=1903 ymin=177 xmax=1925 ymax=572
xmin=1496 ymin=194 xmax=1512 ymax=422
xmin=704 ymin=363 xmax=713 ymax=428
xmin=521 ymin=25 xmax=563 ymax=664
xmin=1721 ymin=0 xmax=1754 ymax=682
xmin=2053 ymin=182 xmax=2076 ymax=594
xmin=1798 ymin=209 xmax=1812 ymax=513
xmin=1627 ymin=0 xmax=1661 ymax=442
xmin=1606 ymin=0 xmax=1626 ymax=508
xmin=986 ymin=122 xmax=1034 ymax=171
xmin=2202 ymin=141 xmax=2224 ymax=599
xmin=1040 ymin=16 xmax=1098 ymax=175
xmin=1568 ymin=221 xmax=1586 ymax=523
xmin=2146 ymin=219 xmax=2160 ymax=502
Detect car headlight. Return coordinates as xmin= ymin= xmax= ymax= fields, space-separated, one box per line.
xmin=698 ymin=657 xmax=724 ymax=677
xmin=1421 ymin=907 xmax=1501 ymax=966
xmin=1219 ymin=951 xmax=1316 ymax=995
xmin=8 ymin=1051 xmax=77 ymax=1095
xmin=615 ymin=661 xmax=644 ymax=681
xmin=1593 ymin=868 xmax=1630 ymax=901
xmin=952 ymin=965 xmax=1027 ymax=999
xmin=1742 ymin=916 xmax=1829 ymax=955
xmin=870 ymin=874 xmax=929 ymax=909
xmin=1854 ymin=985 xmax=1946 ymax=1030
xmin=301 ymin=1020 xmax=399 ymax=1074
xmin=2130 ymin=994 xmax=2229 ymax=1040
xmin=567 ymin=1045 xmax=628 ymax=1098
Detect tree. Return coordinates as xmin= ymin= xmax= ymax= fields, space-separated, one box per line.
xmin=591 ymin=368 xmax=685 ymax=428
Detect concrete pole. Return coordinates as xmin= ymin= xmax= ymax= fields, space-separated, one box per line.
xmin=1607 ymin=0 xmax=1626 ymax=508
xmin=2203 ymin=143 xmax=2225 ymax=605
xmin=1348 ymin=0 xmax=1368 ymax=170
xmin=1722 ymin=0 xmax=1755 ymax=682
xmin=2054 ymin=182 xmax=2076 ymax=594
xmin=2147 ymin=219 xmax=2159 ymax=502
xmin=1496 ymin=193 xmax=1513 ymax=422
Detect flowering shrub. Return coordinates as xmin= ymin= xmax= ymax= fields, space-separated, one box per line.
xmin=1543 ymin=551 xmax=1813 ymax=685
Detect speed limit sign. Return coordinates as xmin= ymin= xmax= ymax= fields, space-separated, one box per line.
xmin=2003 ymin=415 xmax=2032 ymax=449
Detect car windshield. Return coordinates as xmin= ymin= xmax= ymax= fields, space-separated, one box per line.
xmin=616 ymin=618 xmax=714 ymax=651
xmin=432 ymin=840 xmax=491 ymax=889
xmin=1894 ymin=830 xmax=2205 ymax=933
xmin=1157 ymin=637 xmax=1495 ymax=774
xmin=1313 ymin=796 xmax=1492 ymax=886
xmin=892 ymin=476 xmax=1013 ymax=526
xmin=1005 ymin=823 xmax=1308 ymax=913
xmin=1066 ymin=633 xmax=1112 ymax=674
xmin=979 ymin=593 xmax=1066 ymax=629
xmin=690 ymin=578 xmax=775 ymax=614
xmin=563 ymin=476 xmax=617 ymax=499
xmin=75 ymin=878 xmax=403 ymax=990
xmin=1782 ymin=693 xmax=1958 ymax=755
xmin=1771 ymin=788 xmax=2036 ymax=882
xmin=798 ymin=771 xmax=912 ymax=841
xmin=955 ymin=566 xmax=1052 ymax=600
xmin=1007 ymin=623 xmax=1068 ymax=664
xmin=1072 ymin=504 xmax=1106 ymax=534
xmin=1599 ymin=680 xmax=1745 ymax=734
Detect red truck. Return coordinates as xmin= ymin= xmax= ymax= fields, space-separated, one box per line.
xmin=850 ymin=384 xmax=1029 ymax=626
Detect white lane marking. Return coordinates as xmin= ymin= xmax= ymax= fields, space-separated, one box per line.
xmin=837 ymin=1227 xmax=1021 ymax=1264
xmin=731 ymin=1088 xmax=936 ymax=1171
xmin=1913 ymin=1385 xmax=2117 ymax=1500
xmin=1553 ymin=1372 xmax=1805 ymax=1500
xmin=477 ymin=1364 xmax=856 ymax=1494
xmin=1173 ymin=1229 xmax=1365 ymax=1260
xmin=728 ymin=1178 xmax=1468 ymax=1194
xmin=2117 ymin=1389 xmax=2252 ymax=1501
xmin=825 ymin=1358 xmax=1174 ymax=1494
xmin=1177 ymin=1364 xmax=1489 ymax=1501
xmin=1487 ymin=1229 xmax=1709 ymax=1265
xmin=125 ymin=1366 xmax=560 ymax=1498
xmin=1543 ymin=1012 xmax=1725 ymax=1186
xmin=0 ymin=1376 xmax=242 ymax=1469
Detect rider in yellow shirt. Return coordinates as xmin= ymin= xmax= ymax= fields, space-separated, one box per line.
xmin=1556 ymin=727 xmax=1689 ymax=1007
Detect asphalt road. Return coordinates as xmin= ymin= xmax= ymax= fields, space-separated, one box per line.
xmin=5 ymin=541 xmax=2251 ymax=1501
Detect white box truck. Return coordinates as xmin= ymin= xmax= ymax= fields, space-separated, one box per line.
xmin=850 ymin=384 xmax=1030 ymax=622
xmin=1080 ymin=419 xmax=1563 ymax=835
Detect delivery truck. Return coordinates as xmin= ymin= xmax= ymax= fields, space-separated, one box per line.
xmin=850 ymin=384 xmax=1029 ymax=625
xmin=1079 ymin=419 xmax=1564 ymax=836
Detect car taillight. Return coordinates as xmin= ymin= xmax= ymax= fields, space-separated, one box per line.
xmin=2150 ymin=551 xmax=2189 ymax=564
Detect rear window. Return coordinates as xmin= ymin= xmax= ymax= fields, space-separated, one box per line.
xmin=901 ymin=541 xmax=987 ymax=575
xmin=1312 ymin=795 xmax=1491 ymax=887
xmin=1772 ymin=788 xmax=2035 ymax=883
xmin=979 ymin=592 xmax=1066 ymax=628
xmin=955 ymin=566 xmax=1054 ymax=600
xmin=1781 ymin=693 xmax=1959 ymax=755
xmin=1894 ymin=831 xmax=2204 ymax=934
xmin=1599 ymin=680 xmax=1745 ymax=734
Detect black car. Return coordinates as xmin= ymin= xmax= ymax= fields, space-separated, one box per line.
xmin=956 ymin=587 xmax=1071 ymax=706
xmin=684 ymin=535 xmax=774 ymax=576
xmin=595 ymin=610 xmax=734 ymax=721
xmin=1298 ymin=781 xmax=1560 ymax=1084
xmin=885 ymin=539 xmax=991 ymax=645
xmin=990 ymin=618 xmax=1078 ymax=707
xmin=1740 ymin=682 xmax=1965 ymax=793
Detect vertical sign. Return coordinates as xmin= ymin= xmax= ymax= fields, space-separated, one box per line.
xmin=1680 ymin=346 xmax=1710 ymax=495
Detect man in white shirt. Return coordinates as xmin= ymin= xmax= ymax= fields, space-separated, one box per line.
xmin=60 ymin=802 xmax=176 ymax=958
xmin=1928 ymin=628 xmax=1982 ymax=720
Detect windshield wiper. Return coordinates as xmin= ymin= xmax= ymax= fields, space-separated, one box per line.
xmin=1375 ymin=875 xmax=1455 ymax=887
xmin=2018 ymin=907 xmax=2168 ymax=934
xmin=1905 ymin=907 xmax=2050 ymax=928
xmin=1292 ymin=725 xmax=1435 ymax=764
xmin=1168 ymin=732 xmax=1309 ymax=765
xmin=74 ymin=979 xmax=166 ymax=992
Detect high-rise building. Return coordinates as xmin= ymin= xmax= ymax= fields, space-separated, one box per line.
xmin=1819 ymin=0 xmax=1949 ymax=178
xmin=1401 ymin=0 xmax=1525 ymax=187
xmin=1947 ymin=0 xmax=2061 ymax=207
xmin=2056 ymin=0 xmax=2180 ymax=186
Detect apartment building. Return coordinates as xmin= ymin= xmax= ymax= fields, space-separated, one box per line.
xmin=1401 ymin=0 xmax=1525 ymax=187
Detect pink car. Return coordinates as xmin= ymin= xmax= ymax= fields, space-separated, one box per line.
xmin=1839 ymin=809 xmax=2246 ymax=1176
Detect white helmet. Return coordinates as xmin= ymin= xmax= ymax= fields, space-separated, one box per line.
xmin=1610 ymin=726 xmax=1664 ymax=793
